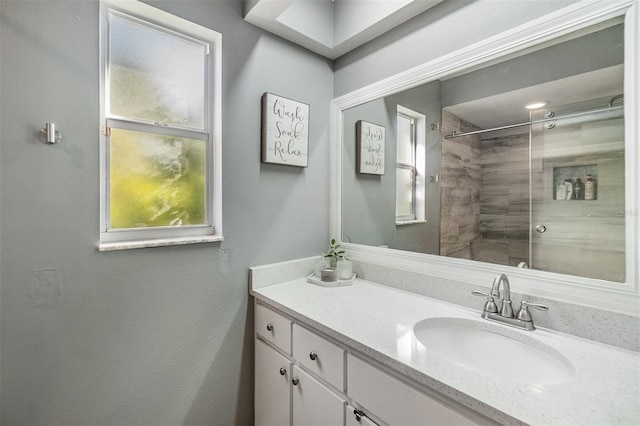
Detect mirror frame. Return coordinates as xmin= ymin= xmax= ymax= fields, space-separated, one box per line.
xmin=330 ymin=0 xmax=639 ymax=315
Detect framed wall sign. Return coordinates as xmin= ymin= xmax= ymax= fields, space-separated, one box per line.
xmin=261 ymin=92 xmax=310 ymax=167
xmin=356 ymin=120 xmax=385 ymax=175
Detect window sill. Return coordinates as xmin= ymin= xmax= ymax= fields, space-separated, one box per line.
xmin=98 ymin=235 xmax=224 ymax=251
xmin=395 ymin=219 xmax=428 ymax=226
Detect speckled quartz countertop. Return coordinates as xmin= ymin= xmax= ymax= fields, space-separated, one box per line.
xmin=251 ymin=277 xmax=640 ymax=425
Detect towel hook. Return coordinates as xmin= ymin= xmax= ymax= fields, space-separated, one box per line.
xmin=39 ymin=122 xmax=62 ymax=144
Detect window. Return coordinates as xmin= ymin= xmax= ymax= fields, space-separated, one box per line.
xmin=395 ymin=106 xmax=426 ymax=224
xmin=99 ymin=0 xmax=222 ymax=250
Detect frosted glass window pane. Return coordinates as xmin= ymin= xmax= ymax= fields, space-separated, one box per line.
xmin=397 ymin=115 xmax=413 ymax=164
xmin=109 ymin=128 xmax=206 ymax=229
xmin=109 ymin=14 xmax=206 ymax=129
xmin=396 ymin=168 xmax=413 ymax=217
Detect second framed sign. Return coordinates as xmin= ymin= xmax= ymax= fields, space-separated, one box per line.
xmin=356 ymin=120 xmax=385 ymax=175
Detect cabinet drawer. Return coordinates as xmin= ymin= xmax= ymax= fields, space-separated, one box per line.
xmin=347 ymin=354 xmax=476 ymax=426
xmin=256 ymin=303 xmax=292 ymax=354
xmin=293 ymin=324 xmax=345 ymax=391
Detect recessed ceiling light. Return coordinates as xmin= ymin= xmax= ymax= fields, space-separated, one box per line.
xmin=525 ymin=101 xmax=548 ymax=110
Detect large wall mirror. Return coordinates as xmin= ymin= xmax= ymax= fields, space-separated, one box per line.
xmin=330 ymin=0 xmax=639 ymax=314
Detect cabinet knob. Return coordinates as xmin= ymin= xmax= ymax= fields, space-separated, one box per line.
xmin=266 ymin=323 xmax=273 ymax=332
xmin=291 ymin=377 xmax=299 ymax=386
xmin=353 ymin=409 xmax=365 ymax=422
xmin=309 ymin=351 xmax=318 ymax=361
xmin=279 ymin=367 xmax=286 ymax=376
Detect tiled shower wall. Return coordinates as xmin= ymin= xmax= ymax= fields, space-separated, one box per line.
xmin=441 ymin=110 xmax=528 ymax=266
xmin=473 ymin=132 xmax=530 ymax=266
xmin=440 ymin=110 xmax=481 ymax=259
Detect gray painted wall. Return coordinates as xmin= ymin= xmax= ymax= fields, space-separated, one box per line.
xmin=0 ymin=0 xmax=332 ymax=424
xmin=342 ymin=81 xmax=442 ymax=254
xmin=342 ymin=99 xmax=394 ymax=248
xmin=333 ymin=0 xmax=578 ymax=97
xmin=385 ymin=82 xmax=442 ymax=255
xmin=440 ymin=23 xmax=624 ymax=108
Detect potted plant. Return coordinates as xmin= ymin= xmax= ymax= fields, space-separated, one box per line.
xmin=324 ymin=238 xmax=353 ymax=280
xmin=324 ymin=238 xmax=345 ymax=267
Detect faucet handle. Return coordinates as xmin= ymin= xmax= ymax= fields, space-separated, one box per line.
xmin=516 ymin=300 xmax=548 ymax=322
xmin=472 ymin=291 xmax=498 ymax=313
xmin=522 ymin=300 xmax=548 ymax=311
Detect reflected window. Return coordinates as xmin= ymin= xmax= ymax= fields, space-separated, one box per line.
xmin=396 ymin=106 xmax=426 ymax=224
xmin=396 ymin=113 xmax=416 ymax=221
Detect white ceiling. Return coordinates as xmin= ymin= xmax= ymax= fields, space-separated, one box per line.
xmin=244 ymin=0 xmax=444 ymax=59
xmin=444 ymin=64 xmax=624 ymax=131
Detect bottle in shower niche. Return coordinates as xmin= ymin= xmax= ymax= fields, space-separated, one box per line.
xmin=564 ymin=179 xmax=573 ymax=201
xmin=573 ymin=178 xmax=584 ymax=200
xmin=556 ymin=180 xmax=567 ymax=200
xmin=585 ymin=175 xmax=596 ymax=200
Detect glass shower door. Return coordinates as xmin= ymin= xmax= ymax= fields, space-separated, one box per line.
xmin=530 ymin=98 xmax=626 ymax=282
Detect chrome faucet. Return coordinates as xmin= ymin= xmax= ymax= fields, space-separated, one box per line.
xmin=473 ymin=273 xmax=548 ymax=331
xmin=495 ymin=273 xmax=514 ymax=318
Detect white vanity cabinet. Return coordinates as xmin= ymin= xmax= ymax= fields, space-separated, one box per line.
xmin=255 ymin=303 xmax=347 ymax=426
xmin=348 ymin=354 xmax=476 ymax=426
xmin=254 ymin=301 xmax=482 ymax=426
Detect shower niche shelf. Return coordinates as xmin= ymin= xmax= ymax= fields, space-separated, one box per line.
xmin=552 ymin=164 xmax=597 ymax=201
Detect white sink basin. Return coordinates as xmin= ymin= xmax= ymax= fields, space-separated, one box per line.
xmin=413 ymin=318 xmax=575 ymax=385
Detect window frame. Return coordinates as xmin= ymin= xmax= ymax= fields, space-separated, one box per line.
xmin=395 ymin=105 xmax=426 ymax=225
xmin=395 ymin=112 xmax=417 ymax=222
xmin=98 ymin=0 xmax=223 ymax=251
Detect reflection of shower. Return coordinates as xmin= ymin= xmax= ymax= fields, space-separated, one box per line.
xmin=440 ymin=96 xmax=625 ymax=279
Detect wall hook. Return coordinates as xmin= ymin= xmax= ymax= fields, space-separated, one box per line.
xmin=40 ymin=122 xmax=62 ymax=144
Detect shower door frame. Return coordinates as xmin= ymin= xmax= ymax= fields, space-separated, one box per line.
xmin=529 ymin=102 xmax=627 ymax=282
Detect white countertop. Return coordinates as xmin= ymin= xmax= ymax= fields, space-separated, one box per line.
xmin=251 ymin=277 xmax=640 ymax=425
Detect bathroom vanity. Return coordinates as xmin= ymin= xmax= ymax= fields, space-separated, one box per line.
xmin=250 ymin=258 xmax=639 ymax=425
xmin=254 ymin=302 xmax=481 ymax=425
